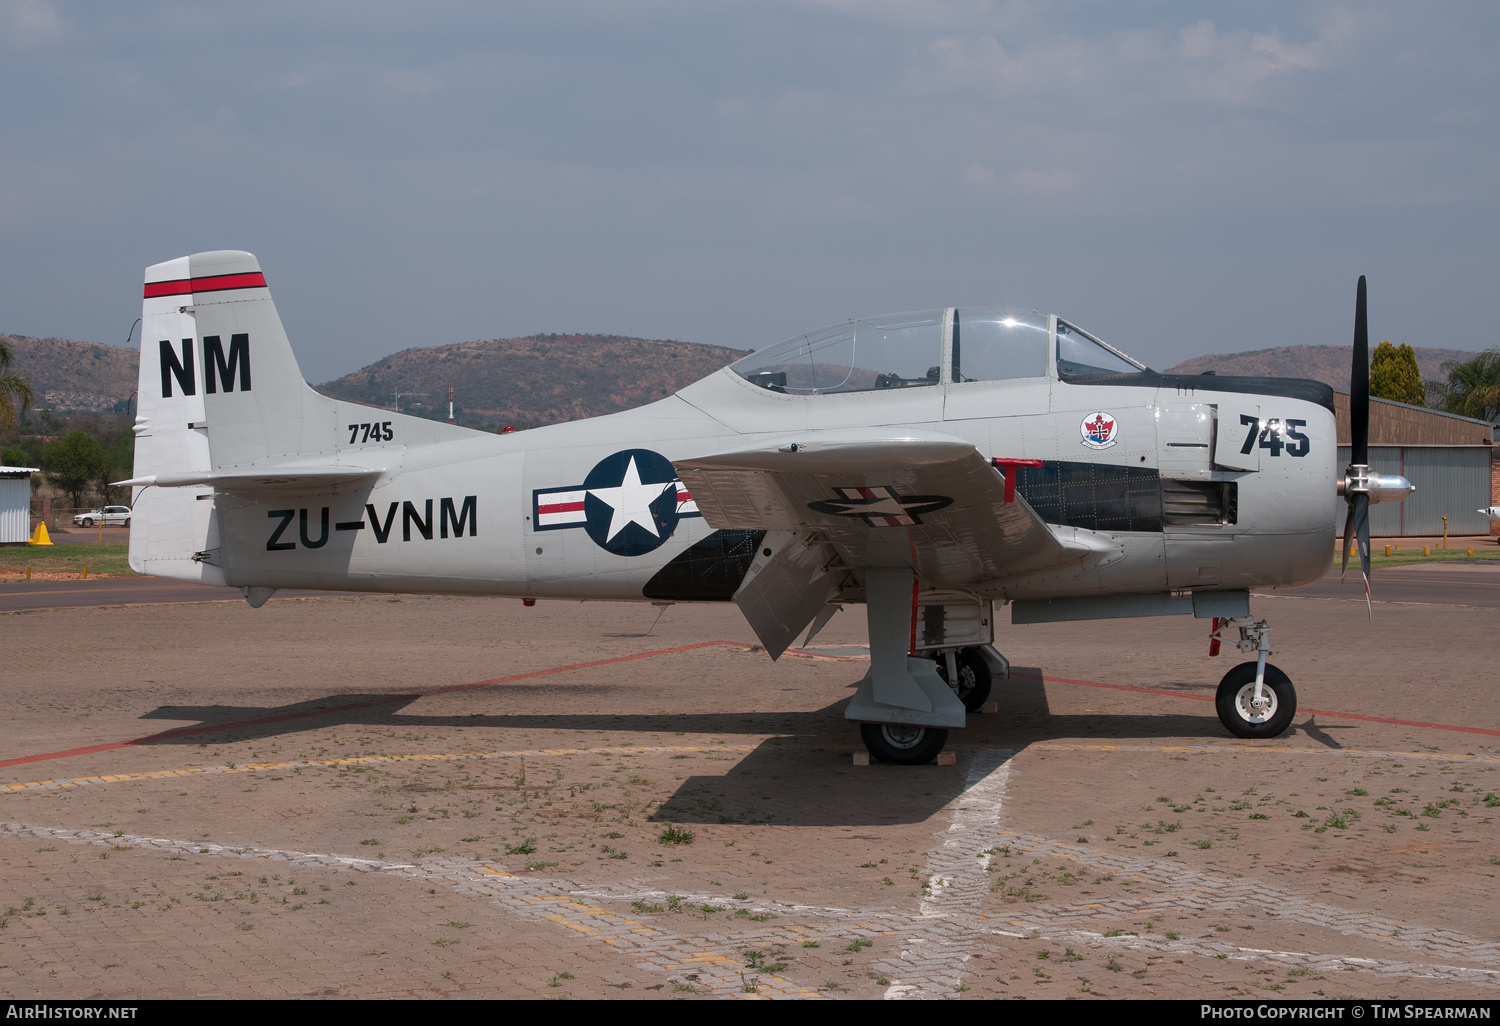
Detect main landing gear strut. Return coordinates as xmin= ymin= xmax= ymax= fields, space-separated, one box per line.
xmin=1210 ymin=616 xmax=1297 ymax=738
xmin=846 ymin=569 xmax=1007 ymax=765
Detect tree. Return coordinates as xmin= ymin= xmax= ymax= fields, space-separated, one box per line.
xmin=1369 ymin=340 xmax=1425 ymax=406
xmin=1426 ymin=349 xmax=1500 ymax=424
xmin=42 ymin=430 xmax=109 ymax=509
xmin=96 ymin=430 xmax=135 ymax=504
xmin=0 ymin=337 xmax=34 ymax=434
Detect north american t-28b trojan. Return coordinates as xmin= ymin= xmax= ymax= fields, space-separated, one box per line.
xmin=123 ymin=251 xmax=1412 ymax=764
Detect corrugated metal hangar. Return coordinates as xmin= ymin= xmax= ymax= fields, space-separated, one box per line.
xmin=1333 ymin=394 xmax=1496 ymax=536
xmin=0 ymin=466 xmax=38 ymax=545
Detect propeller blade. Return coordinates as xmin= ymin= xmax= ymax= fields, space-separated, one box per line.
xmin=1351 ymin=275 xmax=1369 ymax=466
xmin=1353 ymin=490 xmax=1372 ymax=618
xmin=1340 ymin=502 xmax=1356 ymax=578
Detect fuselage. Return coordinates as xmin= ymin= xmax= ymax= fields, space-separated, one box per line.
xmin=196 ymin=320 xmax=1337 ymax=603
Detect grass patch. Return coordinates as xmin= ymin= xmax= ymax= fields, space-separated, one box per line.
xmin=657 ymin=825 xmax=694 ymax=846
xmin=1368 ymin=546 xmax=1500 ymax=569
xmin=0 ymin=540 xmax=135 ymax=578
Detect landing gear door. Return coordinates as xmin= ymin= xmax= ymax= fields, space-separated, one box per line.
xmin=1212 ymin=402 xmax=1260 ymax=472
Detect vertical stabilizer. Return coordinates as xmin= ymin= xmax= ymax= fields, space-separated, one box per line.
xmin=129 ymin=254 xmax=222 ymax=582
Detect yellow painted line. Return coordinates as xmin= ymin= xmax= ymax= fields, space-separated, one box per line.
xmin=1019 ymin=742 xmax=1500 ymax=764
xmin=0 ymin=743 xmax=760 ymax=794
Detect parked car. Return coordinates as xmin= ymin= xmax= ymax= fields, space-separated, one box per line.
xmin=73 ymin=505 xmax=131 ymax=528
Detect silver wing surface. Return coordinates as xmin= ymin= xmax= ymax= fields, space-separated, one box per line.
xmin=675 ymin=427 xmax=1095 ymax=587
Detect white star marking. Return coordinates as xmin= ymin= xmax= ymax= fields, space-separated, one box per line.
xmin=587 ymin=456 xmax=672 ymax=542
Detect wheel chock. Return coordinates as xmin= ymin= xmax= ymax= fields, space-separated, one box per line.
xmin=935 ymin=751 xmax=956 ymax=766
xmin=852 ymin=751 xmax=870 ymax=767
xmin=979 ymin=701 xmax=999 ymax=714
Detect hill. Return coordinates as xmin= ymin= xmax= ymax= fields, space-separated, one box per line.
xmin=1164 ymin=344 xmax=1481 ymax=392
xmin=2 ymin=334 xmax=138 ymax=411
xmin=314 ymin=334 xmax=748 ymax=428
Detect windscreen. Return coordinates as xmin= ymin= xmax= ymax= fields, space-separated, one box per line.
xmin=1055 ymin=319 xmax=1147 ymax=378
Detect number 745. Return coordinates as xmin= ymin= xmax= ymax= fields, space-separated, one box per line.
xmin=1240 ymin=414 xmax=1309 ymax=457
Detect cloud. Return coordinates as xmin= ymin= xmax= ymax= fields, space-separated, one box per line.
xmin=1175 ymin=20 xmax=1330 ymax=105
xmin=913 ymin=15 xmax=1348 ymax=110
xmin=0 ymin=0 xmax=64 ymax=42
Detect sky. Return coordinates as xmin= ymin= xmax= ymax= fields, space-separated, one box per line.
xmin=1 ymin=1 xmax=1496 ymax=383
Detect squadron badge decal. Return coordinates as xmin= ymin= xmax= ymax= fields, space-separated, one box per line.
xmin=1080 ymin=411 xmax=1119 ymax=450
xmin=532 ymin=448 xmax=699 ymax=556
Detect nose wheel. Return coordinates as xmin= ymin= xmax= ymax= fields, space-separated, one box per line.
xmin=1209 ymin=616 xmax=1297 ymax=739
xmin=1215 ymin=662 xmax=1296 ymax=738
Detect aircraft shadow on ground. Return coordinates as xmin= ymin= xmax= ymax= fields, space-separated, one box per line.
xmin=126 ymin=666 xmax=1347 ymax=826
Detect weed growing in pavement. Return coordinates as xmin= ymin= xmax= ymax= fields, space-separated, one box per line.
xmin=658 ymin=825 xmax=694 ymax=845
xmin=802 ymin=940 xmax=819 ymax=948
xmin=845 ymin=938 xmax=872 ymax=953
xmin=505 ymin=838 xmax=536 ymax=855
xmin=744 ymin=950 xmax=786 ymax=974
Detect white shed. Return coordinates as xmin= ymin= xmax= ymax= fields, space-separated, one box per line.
xmin=0 ymin=466 xmax=39 ymax=544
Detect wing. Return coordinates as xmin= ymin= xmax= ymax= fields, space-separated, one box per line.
xmin=675 ymin=427 xmax=1104 ymax=587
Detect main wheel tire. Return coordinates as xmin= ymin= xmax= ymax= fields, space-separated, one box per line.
xmin=859 ymin=722 xmax=950 ymax=765
xmin=1215 ymin=661 xmax=1297 ymax=739
xmin=933 ymin=648 xmax=993 ymax=712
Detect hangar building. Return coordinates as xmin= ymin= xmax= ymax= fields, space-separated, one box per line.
xmin=1333 ymin=394 xmax=1496 ymax=537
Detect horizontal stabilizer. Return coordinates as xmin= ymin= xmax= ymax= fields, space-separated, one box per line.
xmin=116 ymin=466 xmax=381 ymax=492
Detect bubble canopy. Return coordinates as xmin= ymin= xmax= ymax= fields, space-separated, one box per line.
xmin=729 ymin=308 xmax=1146 ymax=394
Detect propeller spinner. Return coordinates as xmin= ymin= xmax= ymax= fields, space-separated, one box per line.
xmin=1338 ymin=276 xmax=1416 ymax=615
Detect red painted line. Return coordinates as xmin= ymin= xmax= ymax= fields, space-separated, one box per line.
xmin=14 ymin=642 xmax=1492 ymax=770
xmin=1295 ymin=707 xmax=1500 ymax=737
xmin=1027 ymin=672 xmax=1500 ymax=737
xmin=0 ymin=640 xmax=748 ymax=770
xmin=538 ymin=501 xmax=585 ymax=514
xmin=143 ymin=272 xmax=267 ymax=298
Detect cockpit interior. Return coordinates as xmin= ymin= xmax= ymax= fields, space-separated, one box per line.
xmin=730 ymin=309 xmax=1148 ymax=395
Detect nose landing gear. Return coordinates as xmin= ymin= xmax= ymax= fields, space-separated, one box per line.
xmin=1210 ymin=617 xmax=1297 ymax=738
